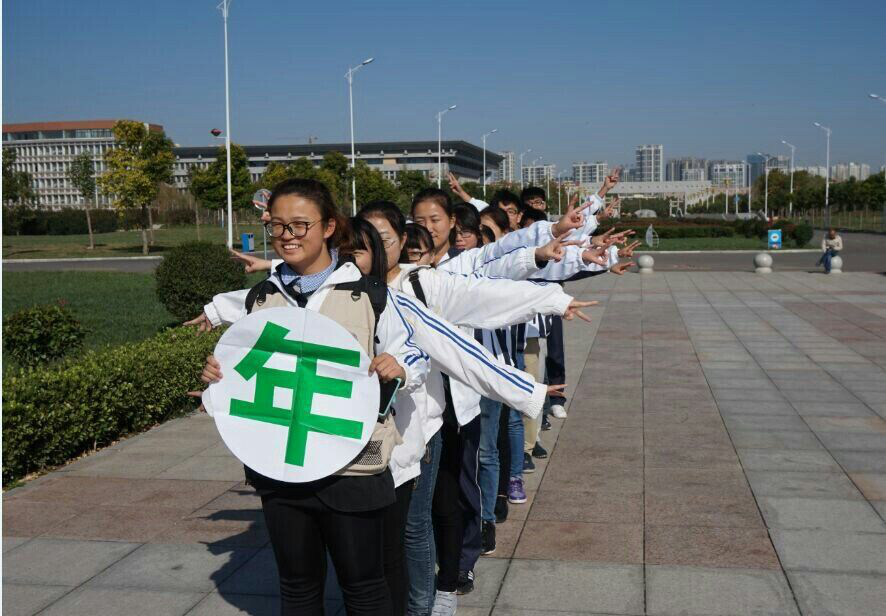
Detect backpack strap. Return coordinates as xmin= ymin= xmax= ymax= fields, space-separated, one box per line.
xmin=332 ymin=275 xmax=387 ymax=329
xmin=244 ymin=279 xmax=282 ymax=314
xmin=407 ymin=269 xmax=429 ymax=307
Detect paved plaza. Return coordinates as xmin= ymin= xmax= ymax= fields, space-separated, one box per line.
xmin=4 ymin=271 xmax=886 ymax=615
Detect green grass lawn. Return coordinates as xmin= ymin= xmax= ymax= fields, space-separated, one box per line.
xmin=3 ymin=224 xmax=268 ymax=259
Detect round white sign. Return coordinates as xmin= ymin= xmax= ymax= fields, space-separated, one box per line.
xmin=203 ymin=307 xmax=380 ymax=483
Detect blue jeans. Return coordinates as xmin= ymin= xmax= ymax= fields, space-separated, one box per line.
xmin=508 ymin=408 xmax=524 ymax=479
xmin=405 ymin=429 xmax=441 ymax=616
xmin=478 ymin=397 xmax=502 ymax=523
xmin=820 ymin=248 xmax=839 ymax=273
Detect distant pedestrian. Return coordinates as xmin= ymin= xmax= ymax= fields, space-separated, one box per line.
xmin=818 ymin=228 xmax=843 ymax=273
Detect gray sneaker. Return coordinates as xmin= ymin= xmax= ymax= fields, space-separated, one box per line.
xmin=431 ymin=590 xmax=457 ymax=615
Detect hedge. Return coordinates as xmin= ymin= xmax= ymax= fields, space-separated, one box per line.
xmin=598 ymin=222 xmax=736 ymax=239
xmin=2 ymin=327 xmax=220 ymax=486
xmin=2 ymin=207 xmax=200 ymax=236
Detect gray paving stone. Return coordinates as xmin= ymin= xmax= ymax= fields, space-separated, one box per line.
xmin=712 ymin=388 xmax=787 ymax=402
xmin=738 ymin=449 xmax=842 ymax=473
xmin=87 ymin=543 xmax=258 ymax=592
xmin=757 ymin=496 xmax=886 ymax=532
xmin=3 ymin=538 xmax=140 ymax=586
xmin=459 ymin=557 xmax=509 ymax=608
xmin=831 ymin=450 xmax=886 ymax=472
xmin=156 ymin=455 xmax=246 ymax=482
xmin=217 ymin=548 xmax=278 ymax=596
xmin=723 ymin=414 xmax=811 ymax=433
xmin=815 ymin=432 xmax=886 ymax=451
xmin=787 ymin=571 xmax=886 ymax=616
xmin=40 ymin=587 xmax=205 ymax=616
xmin=714 ymin=400 xmax=798 ymax=415
xmin=729 ymin=430 xmax=825 ymax=450
xmin=3 ymin=536 xmax=31 ymax=553
xmin=1 ymin=583 xmax=72 ymax=616
xmin=64 ymin=452 xmax=189 ymax=479
xmin=745 ymin=471 xmax=865 ymax=500
xmin=771 ymin=529 xmax=886 ymax=573
xmin=645 ymin=565 xmax=799 ymax=616
xmin=497 ymin=560 xmax=643 ymax=614
xmin=185 ymin=592 xmax=280 ymax=615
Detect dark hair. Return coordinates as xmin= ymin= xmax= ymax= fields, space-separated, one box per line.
xmin=344 ymin=216 xmax=388 ymax=279
xmin=480 ymin=225 xmax=496 ymax=245
xmin=410 ymin=188 xmax=452 ymax=216
xmin=358 ymin=200 xmax=406 ymax=236
xmin=479 ymin=205 xmax=511 ymax=233
xmin=403 ymin=223 xmax=433 ymax=263
xmin=268 ymin=178 xmax=350 ymax=249
xmin=490 ymin=189 xmax=522 ymax=212
xmin=519 ymin=207 xmax=547 ymax=227
xmin=452 ymin=203 xmax=482 ymax=245
xmin=521 ymin=186 xmax=547 ymax=204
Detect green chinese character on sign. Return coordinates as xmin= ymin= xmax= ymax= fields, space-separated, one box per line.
xmin=230 ymin=321 xmax=364 ymax=467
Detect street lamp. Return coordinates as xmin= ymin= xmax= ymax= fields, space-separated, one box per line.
xmin=756 ymin=152 xmax=773 ymax=220
xmin=813 ymin=122 xmax=832 ymax=228
xmin=782 ymin=140 xmax=796 ymax=216
xmin=436 ymin=105 xmax=456 ymax=188
xmin=345 ymin=57 xmax=374 ymax=215
xmin=481 ymin=129 xmax=497 ymax=197
xmin=519 ymin=149 xmax=531 ymax=189
xmin=217 ymin=0 xmax=234 ymax=248
xmin=556 ymin=170 xmax=565 ymax=215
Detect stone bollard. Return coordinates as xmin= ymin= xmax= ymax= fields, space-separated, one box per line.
xmin=638 ymin=254 xmax=654 ymax=274
xmin=829 ymin=255 xmax=843 ymax=274
xmin=754 ymin=252 xmax=772 ymax=274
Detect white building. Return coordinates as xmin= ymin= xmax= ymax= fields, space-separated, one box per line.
xmin=796 ymin=165 xmax=828 ymax=178
xmin=2 ymin=119 xmax=163 ymax=207
xmin=709 ymin=161 xmax=748 ymax=188
xmin=497 ymin=151 xmax=516 ymax=182
xmin=522 ymin=164 xmax=556 ymax=186
xmin=573 ymin=161 xmax=608 ymax=184
xmin=635 ymin=144 xmax=664 ymax=182
xmin=666 ymin=157 xmax=706 ymax=181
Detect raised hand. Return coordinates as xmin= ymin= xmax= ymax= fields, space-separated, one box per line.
xmin=448 ymin=172 xmax=472 ymax=202
xmin=610 ymin=260 xmax=635 ymax=276
xmin=201 ymin=354 xmax=223 ymax=384
xmin=536 ymin=231 xmax=583 ymax=263
xmin=183 ymin=312 xmax=214 ymax=334
xmin=546 ymin=383 xmax=567 ymax=399
xmin=552 ymin=192 xmax=586 ymax=236
xmin=563 ymin=299 xmax=598 ymax=322
xmin=618 ymin=240 xmax=642 ymax=258
xmin=599 ymin=168 xmax=620 ymax=196
xmin=368 ymin=352 xmax=406 ymax=383
xmin=582 ymin=245 xmax=609 ymax=266
xmin=590 ymin=227 xmax=617 ymax=247
xmin=230 ymin=249 xmax=272 ymax=273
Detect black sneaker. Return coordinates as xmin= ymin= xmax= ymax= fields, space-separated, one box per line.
xmin=495 ymin=494 xmax=509 ymax=523
xmin=532 ymin=442 xmax=548 ymax=459
xmin=482 ymin=520 xmax=496 ymax=555
xmin=541 ymin=416 xmax=552 ymax=431
xmin=456 ymin=570 xmax=474 ymax=595
xmin=523 ymin=452 xmax=536 ymax=473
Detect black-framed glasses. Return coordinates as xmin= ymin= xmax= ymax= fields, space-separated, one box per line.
xmin=406 ymin=248 xmax=429 ymax=262
xmin=264 ymin=220 xmax=320 ymax=239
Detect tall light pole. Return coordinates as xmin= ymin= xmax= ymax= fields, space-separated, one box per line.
xmin=756 ymin=152 xmax=773 ymax=220
xmin=782 ymin=140 xmax=796 ymax=216
xmin=436 ymin=105 xmax=456 ymax=188
xmin=519 ymin=149 xmax=531 ymax=189
xmin=346 ymin=57 xmax=374 ymax=215
xmin=870 ymin=95 xmax=886 ymax=189
xmin=481 ymin=129 xmax=497 ymax=197
xmin=814 ymin=122 xmax=832 ymax=228
xmin=557 ymin=170 xmax=565 ymax=216
xmin=217 ymin=0 xmax=234 ymax=248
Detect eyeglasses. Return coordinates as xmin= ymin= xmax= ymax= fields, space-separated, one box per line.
xmin=455 ymin=228 xmax=476 ymax=238
xmin=264 ymin=220 xmax=320 ymax=239
xmin=378 ymin=236 xmax=399 ymax=249
xmin=406 ymin=249 xmax=429 ymax=262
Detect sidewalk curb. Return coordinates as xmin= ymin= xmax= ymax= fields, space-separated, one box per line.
xmin=3 ymin=256 xmax=164 ymax=264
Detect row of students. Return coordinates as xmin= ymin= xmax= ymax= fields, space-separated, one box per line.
xmin=192 ymin=175 xmax=638 ymax=615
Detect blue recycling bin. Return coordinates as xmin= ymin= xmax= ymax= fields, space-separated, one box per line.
xmin=241 ymin=232 xmax=255 ymax=252
xmin=768 ymin=229 xmax=782 ymax=250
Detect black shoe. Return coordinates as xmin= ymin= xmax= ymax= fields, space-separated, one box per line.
xmin=532 ymin=442 xmax=548 ymax=459
xmin=495 ymin=494 xmax=509 ymax=523
xmin=456 ymin=570 xmax=474 ymax=595
xmin=482 ymin=520 xmax=497 ymax=555
xmin=523 ymin=452 xmax=536 ymax=473
xmin=541 ymin=416 xmax=552 ymax=431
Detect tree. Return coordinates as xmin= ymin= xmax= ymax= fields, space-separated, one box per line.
xmin=67 ymin=152 xmax=98 ymax=249
xmin=322 ymin=151 xmax=349 ymax=182
xmin=189 ymin=143 xmax=253 ymax=212
xmin=2 ymin=149 xmax=36 ymax=205
xmin=98 ymin=120 xmax=173 ymax=255
xmin=258 ymin=157 xmax=346 ymax=206
xmin=348 ymin=161 xmax=399 ymax=207
xmin=395 ymin=170 xmax=431 ymax=211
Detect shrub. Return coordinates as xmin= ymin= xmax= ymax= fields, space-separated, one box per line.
xmin=2 ymin=327 xmax=220 ymax=485
xmin=793 ymin=222 xmax=814 ymax=247
xmin=155 ymin=241 xmax=247 ymax=320
xmin=2 ymin=206 xmax=119 ymax=235
xmin=3 ymin=303 xmax=87 ymax=368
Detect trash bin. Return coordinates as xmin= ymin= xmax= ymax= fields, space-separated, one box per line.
xmin=241 ymin=232 xmax=255 ymax=252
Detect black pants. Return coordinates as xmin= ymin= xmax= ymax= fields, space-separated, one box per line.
xmin=432 ymin=415 xmax=481 ymax=591
xmin=545 ymin=315 xmax=566 ymax=404
xmin=261 ymin=491 xmax=391 ymax=615
xmin=384 ymin=480 xmax=414 ymax=616
xmin=497 ymin=405 xmax=511 ymax=497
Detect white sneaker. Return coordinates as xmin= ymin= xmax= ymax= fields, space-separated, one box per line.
xmin=550 ymin=404 xmax=567 ymax=419
xmin=431 ymin=590 xmax=458 ymax=615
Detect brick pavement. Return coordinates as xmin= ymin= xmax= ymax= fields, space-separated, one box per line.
xmin=4 ymin=272 xmax=886 ymax=615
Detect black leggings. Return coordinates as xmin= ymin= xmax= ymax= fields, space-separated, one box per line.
xmin=384 ymin=480 xmax=414 ymax=616
xmin=260 ymin=491 xmax=391 ymax=615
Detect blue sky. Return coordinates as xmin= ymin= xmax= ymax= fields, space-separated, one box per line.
xmin=4 ymin=0 xmax=885 ymax=170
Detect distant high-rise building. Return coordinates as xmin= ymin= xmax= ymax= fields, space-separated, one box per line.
xmin=522 ymin=164 xmax=556 ymax=186
xmin=498 ymin=151 xmax=516 ymax=183
xmin=666 ymin=157 xmax=707 ymax=181
xmin=573 ymin=161 xmax=608 ymax=184
xmin=746 ymin=154 xmax=765 ymax=186
xmin=839 ymin=162 xmax=871 ymax=181
xmin=635 ymin=144 xmax=664 ymax=182
xmin=709 ymin=161 xmax=748 ymax=188
xmin=796 ymin=165 xmax=828 ymax=178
